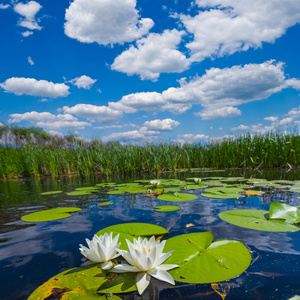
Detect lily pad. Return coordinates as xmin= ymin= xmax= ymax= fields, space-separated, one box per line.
xmin=243 ymin=190 xmax=265 ymax=195
xmin=75 ymin=187 xmax=99 ymax=191
xmin=98 ymin=201 xmax=113 ymax=206
xmin=21 ymin=207 xmax=82 ymax=222
xmin=154 ymin=205 xmax=180 ymax=212
xmin=157 ymin=192 xmax=198 ymax=202
xmin=201 ymin=192 xmax=243 ymax=199
xmin=204 ymin=186 xmax=245 ymax=194
xmin=219 ymin=209 xmax=300 ymax=232
xmin=164 ymin=232 xmax=251 ymax=283
xmin=40 ymin=190 xmax=63 ymax=195
xmin=28 ymin=264 xmax=133 ymax=299
xmin=269 ymin=203 xmax=300 ymax=224
xmin=96 ymin=223 xmax=168 ymax=250
xmin=67 ymin=191 xmax=93 ymax=196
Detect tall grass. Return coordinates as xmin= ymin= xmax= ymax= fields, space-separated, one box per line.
xmin=1 ymin=125 xmax=300 ymax=178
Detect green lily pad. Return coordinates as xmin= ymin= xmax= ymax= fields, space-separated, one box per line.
xmin=154 ymin=205 xmax=180 ymax=212
xmin=67 ymin=191 xmax=93 ymax=196
xmin=157 ymin=192 xmax=198 ymax=202
xmin=21 ymin=207 xmax=82 ymax=222
xmin=183 ymin=184 xmax=208 ymax=190
xmin=40 ymin=190 xmax=63 ymax=195
xmin=98 ymin=201 xmax=114 ymax=206
xmin=96 ymin=223 xmax=168 ymax=250
xmin=75 ymin=187 xmax=99 ymax=191
xmin=219 ymin=209 xmax=300 ymax=232
xmin=107 ymin=190 xmax=126 ymax=195
xmin=28 ymin=264 xmax=132 ymax=299
xmin=164 ymin=232 xmax=251 ymax=283
xmin=289 ymin=187 xmax=300 ymax=193
xmin=201 ymin=192 xmax=243 ymax=199
xmin=269 ymin=203 xmax=300 ymax=224
xmin=204 ymin=186 xmax=245 ymax=194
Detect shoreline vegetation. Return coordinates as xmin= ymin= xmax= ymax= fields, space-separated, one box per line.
xmin=0 ymin=125 xmax=299 ymax=179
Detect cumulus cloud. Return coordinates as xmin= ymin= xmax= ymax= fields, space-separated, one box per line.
xmin=143 ymin=118 xmax=180 ymax=131
xmin=95 ymin=123 xmax=139 ymax=130
xmin=195 ymin=106 xmax=241 ymax=120
xmin=177 ymin=133 xmax=209 ymax=142
xmin=64 ymin=0 xmax=154 ymax=45
xmin=111 ymin=29 xmax=190 ymax=81
xmin=62 ymin=104 xmax=122 ymax=124
xmin=0 ymin=4 xmax=10 ymax=9
xmin=8 ymin=111 xmax=91 ymax=130
xmin=264 ymin=116 xmax=278 ymax=122
xmin=109 ymin=60 xmax=300 ymax=119
xmin=21 ymin=31 xmax=33 ymax=37
xmin=178 ymin=0 xmax=300 ymax=62
xmin=102 ymin=130 xmax=145 ymax=142
xmin=0 ymin=77 xmax=70 ymax=98
xmin=288 ymin=106 xmax=300 ymax=118
xmin=279 ymin=117 xmax=294 ymax=126
xmin=47 ymin=130 xmax=64 ymax=138
xmin=28 ymin=56 xmax=34 ymax=65
xmin=230 ymin=124 xmax=251 ymax=131
xmin=68 ymin=75 xmax=96 ymax=89
xmin=14 ymin=1 xmax=42 ymax=31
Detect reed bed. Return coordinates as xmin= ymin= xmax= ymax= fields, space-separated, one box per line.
xmin=0 ymin=126 xmax=300 ymax=178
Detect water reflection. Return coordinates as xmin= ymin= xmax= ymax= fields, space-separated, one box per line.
xmin=0 ymin=170 xmax=300 ymax=299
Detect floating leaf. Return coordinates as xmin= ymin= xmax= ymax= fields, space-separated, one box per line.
xmin=204 ymin=186 xmax=245 ymax=194
xmin=219 ymin=209 xmax=300 ymax=232
xmin=75 ymin=187 xmax=99 ymax=191
xmin=202 ymin=192 xmax=243 ymax=199
xmin=107 ymin=190 xmax=126 ymax=195
xmin=28 ymin=264 xmax=131 ymax=299
xmin=157 ymin=192 xmax=197 ymax=202
xmin=96 ymin=223 xmax=168 ymax=250
xmin=185 ymin=223 xmax=194 ymax=228
xmin=21 ymin=207 xmax=82 ymax=222
xmin=67 ymin=191 xmax=93 ymax=196
xmin=164 ymin=232 xmax=251 ymax=283
xmin=183 ymin=184 xmax=208 ymax=190
xmin=40 ymin=190 xmax=63 ymax=195
xmin=243 ymin=190 xmax=265 ymax=195
xmin=98 ymin=201 xmax=113 ymax=206
xmin=154 ymin=205 xmax=180 ymax=212
xmin=269 ymin=203 xmax=300 ymax=224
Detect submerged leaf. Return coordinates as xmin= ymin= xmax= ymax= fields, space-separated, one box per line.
xmin=211 ymin=283 xmax=231 ymax=300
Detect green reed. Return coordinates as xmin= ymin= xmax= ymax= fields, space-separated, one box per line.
xmin=1 ymin=126 xmax=300 ymax=178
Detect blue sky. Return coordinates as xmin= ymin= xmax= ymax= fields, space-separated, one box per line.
xmin=1 ymin=0 xmax=300 ymax=143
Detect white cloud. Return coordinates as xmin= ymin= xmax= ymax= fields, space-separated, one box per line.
xmin=37 ymin=121 xmax=91 ymax=130
xmin=279 ymin=117 xmax=294 ymax=126
xmin=230 ymin=124 xmax=251 ymax=131
xmin=62 ymin=104 xmax=122 ymax=124
xmin=9 ymin=112 xmax=77 ymax=123
xmin=288 ymin=106 xmax=300 ymax=118
xmin=143 ymin=118 xmax=180 ymax=131
xmin=0 ymin=77 xmax=70 ymax=98
xmin=176 ymin=133 xmax=209 ymax=143
xmin=111 ymin=29 xmax=190 ymax=81
xmin=102 ymin=130 xmax=145 ymax=142
xmin=0 ymin=4 xmax=10 ymax=9
xmin=195 ymin=106 xmax=241 ymax=120
xmin=21 ymin=31 xmax=33 ymax=37
xmin=28 ymin=56 xmax=34 ymax=65
xmin=95 ymin=123 xmax=139 ymax=130
xmin=14 ymin=1 xmax=42 ymax=31
xmin=110 ymin=61 xmax=299 ymax=118
xmin=178 ymin=0 xmax=300 ymax=62
xmin=8 ymin=111 xmax=91 ymax=130
xmin=64 ymin=0 xmax=154 ymax=45
xmin=69 ymin=75 xmax=96 ymax=89
xmin=47 ymin=130 xmax=64 ymax=138
xmin=264 ymin=116 xmax=278 ymax=122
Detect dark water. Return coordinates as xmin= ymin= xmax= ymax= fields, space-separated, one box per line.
xmin=0 ymin=169 xmax=300 ymax=300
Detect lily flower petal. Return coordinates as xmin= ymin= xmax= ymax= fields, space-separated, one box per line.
xmin=148 ymin=269 xmax=175 ymax=285
xmin=136 ymin=272 xmax=151 ymax=295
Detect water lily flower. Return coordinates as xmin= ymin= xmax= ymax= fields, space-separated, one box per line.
xmin=193 ymin=178 xmax=202 ymax=184
xmin=79 ymin=232 xmax=120 ymax=270
xmin=112 ymin=236 xmax=179 ymax=295
xmin=150 ymin=180 xmax=161 ymax=188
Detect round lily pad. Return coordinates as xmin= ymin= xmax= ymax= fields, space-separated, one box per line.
xmin=96 ymin=223 xmax=168 ymax=250
xmin=219 ymin=209 xmax=300 ymax=232
xmin=157 ymin=192 xmax=197 ymax=202
xmin=67 ymin=191 xmax=93 ymax=196
xmin=28 ymin=264 xmax=133 ymax=299
xmin=154 ymin=205 xmax=180 ymax=212
xmin=40 ymin=190 xmax=63 ymax=195
xmin=164 ymin=232 xmax=251 ymax=283
xmin=75 ymin=187 xmax=99 ymax=191
xmin=21 ymin=207 xmax=82 ymax=222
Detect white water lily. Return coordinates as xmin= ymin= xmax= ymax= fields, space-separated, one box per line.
xmin=193 ymin=178 xmax=202 ymax=184
xmin=79 ymin=232 xmax=120 ymax=270
xmin=112 ymin=236 xmax=179 ymax=295
xmin=150 ymin=180 xmax=161 ymax=188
